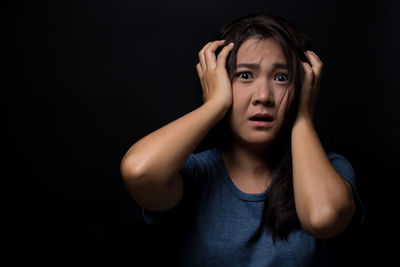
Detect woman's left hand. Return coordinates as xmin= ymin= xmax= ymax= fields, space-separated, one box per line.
xmin=295 ymin=50 xmax=323 ymax=123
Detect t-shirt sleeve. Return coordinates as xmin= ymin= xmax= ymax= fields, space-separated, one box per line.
xmin=142 ymin=153 xmax=202 ymax=225
xmin=327 ymin=152 xmax=366 ymax=224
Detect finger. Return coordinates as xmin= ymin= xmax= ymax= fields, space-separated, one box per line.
xmin=301 ymin=61 xmax=314 ymax=85
xmin=204 ymin=40 xmax=226 ymax=68
xmin=305 ymin=51 xmax=324 ymax=88
xmin=216 ymin=42 xmax=234 ymax=68
xmin=306 ymin=50 xmax=323 ymax=64
xmin=304 ymin=50 xmax=323 ymax=74
xmin=198 ymin=42 xmax=212 ymax=71
xmin=196 ymin=62 xmax=203 ymax=78
xmin=196 ymin=63 xmax=206 ymax=97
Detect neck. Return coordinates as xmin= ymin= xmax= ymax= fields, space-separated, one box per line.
xmin=221 ymin=140 xmax=274 ymax=184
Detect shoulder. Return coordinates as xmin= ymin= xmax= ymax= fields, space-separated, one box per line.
xmin=184 ymin=148 xmax=220 ymax=169
xmin=326 ymin=152 xmax=356 ymax=181
xmin=327 ymin=152 xmax=351 ymax=162
xmin=180 ymin=148 xmax=222 ymax=182
xmin=327 ymin=152 xmax=366 ymax=224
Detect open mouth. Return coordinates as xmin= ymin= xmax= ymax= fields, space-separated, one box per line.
xmin=249 ymin=113 xmax=274 ymax=122
xmin=248 ymin=113 xmax=274 ymax=128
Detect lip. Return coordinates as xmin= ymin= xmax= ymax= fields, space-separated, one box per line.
xmin=249 ymin=120 xmax=274 ymax=127
xmin=249 ymin=113 xmax=274 ymax=128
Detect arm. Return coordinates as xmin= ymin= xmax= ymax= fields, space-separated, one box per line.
xmin=120 ymin=40 xmax=234 ymax=212
xmin=292 ymin=51 xmax=355 ymax=238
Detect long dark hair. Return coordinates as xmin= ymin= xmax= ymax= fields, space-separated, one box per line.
xmin=207 ymin=13 xmax=312 ymax=242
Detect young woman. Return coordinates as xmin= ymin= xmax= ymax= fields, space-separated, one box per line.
xmin=120 ymin=13 xmax=364 ymax=266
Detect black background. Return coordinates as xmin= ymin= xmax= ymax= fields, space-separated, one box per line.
xmin=4 ymin=0 xmax=400 ymax=266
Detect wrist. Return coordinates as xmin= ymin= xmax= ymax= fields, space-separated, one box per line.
xmin=205 ymin=98 xmax=230 ymax=112
xmin=293 ymin=114 xmax=314 ymax=131
xmin=202 ymin=99 xmax=230 ymax=122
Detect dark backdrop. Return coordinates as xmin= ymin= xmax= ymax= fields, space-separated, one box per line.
xmin=4 ymin=0 xmax=399 ymax=266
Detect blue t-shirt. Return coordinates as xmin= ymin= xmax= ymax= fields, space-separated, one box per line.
xmin=142 ymin=148 xmax=365 ymax=266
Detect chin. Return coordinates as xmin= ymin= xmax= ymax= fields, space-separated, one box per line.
xmin=230 ymin=126 xmax=280 ymax=148
xmin=238 ymin=133 xmax=277 ymax=148
xmin=250 ymin=138 xmax=275 ymax=147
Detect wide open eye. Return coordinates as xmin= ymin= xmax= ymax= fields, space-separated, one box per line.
xmin=274 ymin=73 xmax=289 ymax=83
xmin=236 ymin=72 xmax=253 ymax=80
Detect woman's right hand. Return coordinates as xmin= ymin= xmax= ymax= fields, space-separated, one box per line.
xmin=196 ymin=40 xmax=235 ymax=110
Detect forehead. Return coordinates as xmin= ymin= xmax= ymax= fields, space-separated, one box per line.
xmin=236 ymin=37 xmax=286 ymax=64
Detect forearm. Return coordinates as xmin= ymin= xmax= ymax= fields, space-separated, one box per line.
xmin=291 ymin=117 xmax=355 ymax=238
xmin=121 ymin=100 xmax=228 ymax=184
xmin=120 ymin=40 xmax=234 ymax=211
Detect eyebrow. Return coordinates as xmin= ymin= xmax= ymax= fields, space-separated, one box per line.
xmin=236 ymin=63 xmax=288 ymax=70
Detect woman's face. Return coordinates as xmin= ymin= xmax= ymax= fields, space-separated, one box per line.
xmin=229 ymin=37 xmax=291 ymax=148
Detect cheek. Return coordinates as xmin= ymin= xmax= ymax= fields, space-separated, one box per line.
xmin=231 ymin=83 xmax=241 ymax=101
xmin=273 ymin=91 xmax=290 ymax=128
xmin=277 ymin=89 xmax=290 ymax=112
xmin=229 ymin=85 xmax=247 ymax=127
xmin=232 ymin=83 xmax=251 ymax=108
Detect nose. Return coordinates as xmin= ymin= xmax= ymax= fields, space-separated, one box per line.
xmin=252 ymin=79 xmax=274 ymax=106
